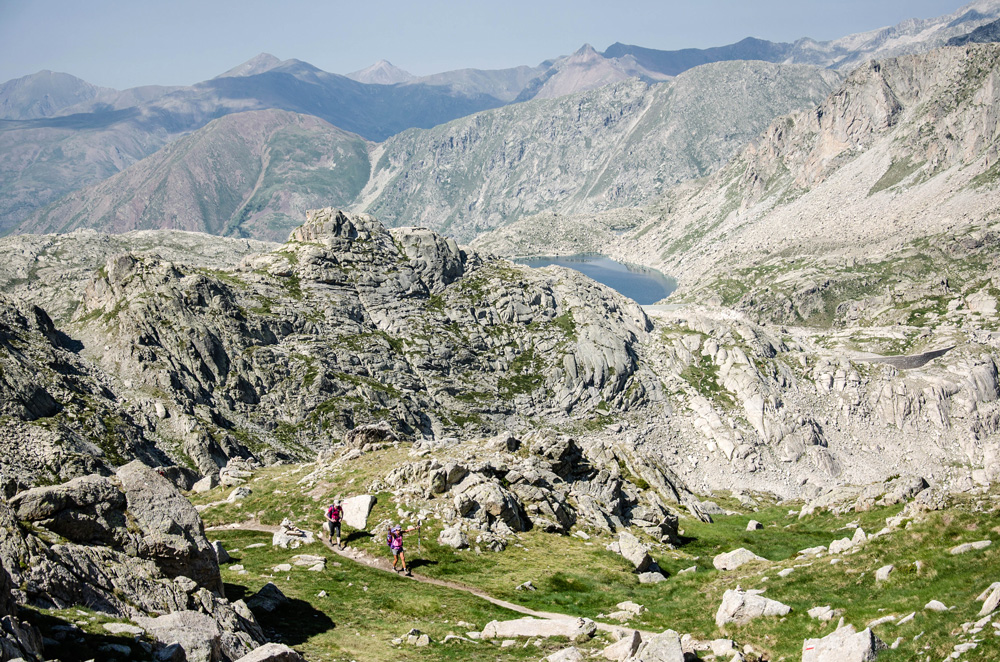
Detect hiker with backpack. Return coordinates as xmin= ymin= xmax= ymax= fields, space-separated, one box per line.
xmin=324 ymin=501 xmax=344 ymax=549
xmin=387 ymin=523 xmax=419 ymax=576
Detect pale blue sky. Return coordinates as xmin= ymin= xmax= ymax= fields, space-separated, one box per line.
xmin=0 ymin=0 xmax=975 ymax=88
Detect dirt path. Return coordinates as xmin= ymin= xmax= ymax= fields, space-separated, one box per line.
xmin=207 ymin=521 xmax=648 ymax=636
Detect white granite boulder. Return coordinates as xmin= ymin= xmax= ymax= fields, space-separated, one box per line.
xmin=715 ymin=589 xmax=790 ymax=627
xmin=601 ymin=630 xmax=642 ymax=661
xmin=617 ymin=531 xmax=653 ymax=572
xmin=438 ymin=526 xmax=469 ymax=549
xmin=802 ymin=625 xmax=887 ymax=662
xmin=481 ymin=617 xmax=596 ymax=642
xmin=341 ymin=495 xmax=376 ymax=530
xmin=713 ymin=548 xmax=765 ymax=571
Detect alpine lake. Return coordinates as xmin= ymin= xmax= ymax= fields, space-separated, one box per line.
xmin=515 ymin=254 xmax=676 ymax=305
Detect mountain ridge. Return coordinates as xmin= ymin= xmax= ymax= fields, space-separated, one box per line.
xmin=20 ymin=61 xmax=839 ymax=242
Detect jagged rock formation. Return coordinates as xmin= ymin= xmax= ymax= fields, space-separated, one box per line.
xmin=376 ymin=432 xmax=682 ymax=544
xmin=0 ymin=461 xmax=266 ymax=660
xmin=0 ymin=209 xmax=667 ymax=484
xmin=0 ymin=293 xmax=171 ymax=488
xmin=3 ymin=204 xmax=1000 ymax=497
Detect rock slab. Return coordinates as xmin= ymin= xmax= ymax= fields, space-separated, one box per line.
xmin=715 ymin=589 xmax=791 ymax=627
xmin=341 ymin=494 xmax=376 ymax=530
xmin=802 ymin=624 xmax=887 ymax=662
xmin=482 ymin=617 xmax=596 ymax=642
xmin=713 ymin=548 xmax=765 ymax=571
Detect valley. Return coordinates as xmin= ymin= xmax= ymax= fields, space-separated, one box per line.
xmin=3 ymin=3 xmax=1000 ymax=661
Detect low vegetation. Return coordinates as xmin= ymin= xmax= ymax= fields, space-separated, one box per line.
xmin=187 ymin=459 xmax=1000 ymax=661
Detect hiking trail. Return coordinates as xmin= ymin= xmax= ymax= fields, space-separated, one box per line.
xmin=207 ymin=521 xmax=650 ymax=637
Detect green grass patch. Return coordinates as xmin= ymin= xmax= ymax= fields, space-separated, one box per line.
xmin=869 ymin=158 xmax=924 ymax=196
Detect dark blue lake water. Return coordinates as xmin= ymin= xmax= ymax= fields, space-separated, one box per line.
xmin=516 ymin=255 xmax=676 ymax=305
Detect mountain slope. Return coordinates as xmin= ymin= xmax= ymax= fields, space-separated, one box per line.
xmin=359 ymin=61 xmax=840 ymax=241
xmin=949 ymin=16 xmax=1000 ymax=44
xmin=618 ymin=43 xmax=1000 ymax=325
xmin=0 ymin=59 xmax=506 ymax=234
xmin=0 ymin=70 xmax=110 ymax=120
xmin=22 ymin=109 xmax=371 ymax=240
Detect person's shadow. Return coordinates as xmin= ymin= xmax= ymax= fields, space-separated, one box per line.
xmin=343 ymin=530 xmax=373 ymax=545
xmin=407 ymin=558 xmax=437 ymax=571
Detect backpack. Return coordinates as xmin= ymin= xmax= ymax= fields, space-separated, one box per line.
xmin=387 ymin=529 xmax=402 ymax=549
xmin=327 ymin=505 xmax=341 ymax=522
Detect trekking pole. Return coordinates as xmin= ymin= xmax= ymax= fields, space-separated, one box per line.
xmin=417 ymin=519 xmax=422 ymax=552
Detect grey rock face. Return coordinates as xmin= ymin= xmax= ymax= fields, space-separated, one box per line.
xmin=0 ymin=557 xmax=43 ymax=662
xmin=117 ymin=461 xmax=223 ymax=593
xmin=135 ymin=610 xmax=223 ymax=662
xmin=628 ymin=628 xmax=683 ymax=662
xmin=0 ymin=467 xmax=264 ymax=657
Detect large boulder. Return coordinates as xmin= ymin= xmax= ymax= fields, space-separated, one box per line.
xmin=802 ymin=625 xmax=887 ymax=662
xmin=713 ymin=548 xmax=766 ymax=570
xmin=9 ymin=474 xmax=125 ymax=544
xmin=117 ymin=461 xmax=223 ymax=593
xmin=246 ymin=582 xmax=289 ymax=615
xmin=135 ymin=610 xmax=222 ymax=662
xmin=482 ymin=617 xmax=596 ymax=642
xmin=628 ymin=629 xmax=683 ymax=662
xmin=341 ymin=495 xmax=376 ymax=530
xmin=0 ymin=469 xmax=265 ymax=657
xmin=602 ymin=629 xmax=642 ymax=661
xmin=715 ymin=589 xmax=791 ymax=627
xmin=616 ymin=531 xmax=653 ymax=572
xmin=438 ymin=527 xmax=470 ymax=549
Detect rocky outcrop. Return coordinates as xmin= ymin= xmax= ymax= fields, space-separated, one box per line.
xmin=0 ymin=557 xmax=44 ymax=661
xmin=0 ymin=464 xmax=265 ymax=660
xmin=49 ymin=209 xmax=659 ymax=477
xmin=381 ymin=431 xmax=683 ymax=545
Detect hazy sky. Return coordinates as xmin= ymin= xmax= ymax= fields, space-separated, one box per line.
xmin=0 ymin=0 xmax=975 ymax=88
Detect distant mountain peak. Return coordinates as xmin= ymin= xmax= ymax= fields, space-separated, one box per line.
xmin=346 ymin=60 xmax=415 ymax=85
xmin=216 ymin=53 xmax=283 ymax=78
xmin=572 ymin=44 xmax=602 ymax=59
